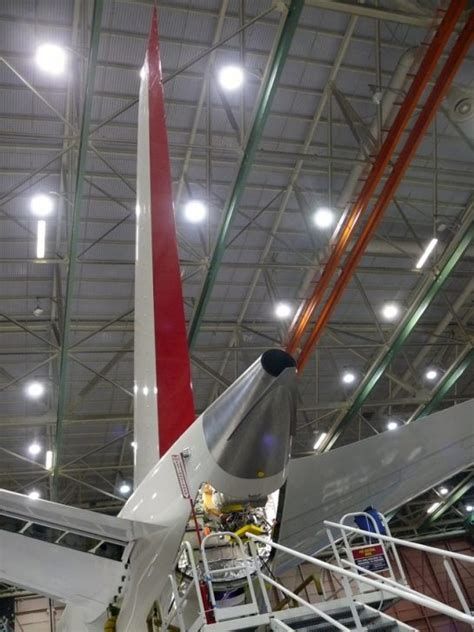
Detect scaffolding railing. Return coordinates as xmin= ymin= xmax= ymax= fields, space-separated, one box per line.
xmin=157 ymin=523 xmax=474 ymax=630
xmin=248 ymin=532 xmax=474 ymax=627
xmin=325 ymin=514 xmax=474 ymax=621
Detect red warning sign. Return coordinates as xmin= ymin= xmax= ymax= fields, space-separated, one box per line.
xmin=352 ymin=544 xmax=389 ymax=573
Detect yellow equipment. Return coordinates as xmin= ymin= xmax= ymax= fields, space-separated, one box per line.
xmin=234 ymin=524 xmax=265 ymax=540
xmin=104 ymin=615 xmax=117 ymax=631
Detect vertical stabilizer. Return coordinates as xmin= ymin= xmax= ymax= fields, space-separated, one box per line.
xmin=134 ymin=9 xmax=195 ymax=485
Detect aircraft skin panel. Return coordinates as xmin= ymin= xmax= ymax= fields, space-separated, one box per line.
xmin=134 ymin=7 xmax=195 ymax=484
xmin=0 ymin=528 xmax=123 ymax=623
xmin=275 ymin=399 xmax=474 ymax=572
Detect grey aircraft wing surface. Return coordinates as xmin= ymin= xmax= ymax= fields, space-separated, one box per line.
xmin=275 ymin=399 xmax=474 ymax=572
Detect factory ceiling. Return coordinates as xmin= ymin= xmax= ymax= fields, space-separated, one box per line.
xmin=0 ymin=0 xmax=472 ymax=553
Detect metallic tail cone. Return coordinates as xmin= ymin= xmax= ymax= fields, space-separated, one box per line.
xmin=202 ymin=349 xmax=297 ymax=481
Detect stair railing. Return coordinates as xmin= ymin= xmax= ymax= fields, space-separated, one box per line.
xmin=324 ymin=519 xmax=474 ymax=622
xmin=247 ymin=533 xmax=474 ymax=626
xmin=159 ymin=541 xmax=206 ymax=632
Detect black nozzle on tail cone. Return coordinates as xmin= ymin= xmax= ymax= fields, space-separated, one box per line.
xmin=261 ymin=349 xmax=296 ymax=377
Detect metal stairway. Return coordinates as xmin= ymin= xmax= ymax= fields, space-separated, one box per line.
xmin=277 ymin=603 xmax=413 ymax=631
xmin=155 ymin=512 xmax=474 ymax=631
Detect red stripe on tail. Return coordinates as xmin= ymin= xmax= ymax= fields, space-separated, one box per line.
xmin=147 ymin=9 xmax=195 ymax=454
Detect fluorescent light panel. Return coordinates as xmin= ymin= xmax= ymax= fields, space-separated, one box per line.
xmin=416 ymin=238 xmax=438 ymax=269
xmin=313 ymin=432 xmax=327 ymax=450
xmin=427 ymin=501 xmax=441 ymax=514
xmin=36 ymin=220 xmax=46 ymax=259
xmin=45 ymin=450 xmax=53 ymax=470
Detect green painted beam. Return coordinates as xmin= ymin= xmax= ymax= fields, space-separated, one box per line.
xmin=325 ymin=218 xmax=474 ymax=450
xmin=426 ymin=474 xmax=474 ymax=525
xmin=414 ymin=347 xmax=474 ymax=420
xmin=52 ymin=0 xmax=104 ymax=499
xmin=188 ymin=0 xmax=305 ymax=349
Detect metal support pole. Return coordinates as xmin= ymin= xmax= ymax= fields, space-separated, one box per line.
xmin=188 ymin=0 xmax=305 ymax=349
xmin=52 ymin=0 xmax=104 ymax=499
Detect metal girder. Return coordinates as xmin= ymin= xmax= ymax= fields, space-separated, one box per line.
xmin=289 ymin=2 xmax=469 ymax=361
xmin=304 ymin=0 xmax=435 ymax=27
xmin=324 ymin=208 xmax=474 ymax=450
xmin=412 ymin=346 xmax=474 ymax=421
xmin=205 ymin=11 xmax=359 ymax=408
xmin=425 ymin=473 xmax=474 ymax=525
xmin=187 ymin=0 xmax=305 ymax=349
xmin=88 ymin=3 xmax=276 ymax=138
xmin=116 ymin=0 xmax=433 ymax=27
xmin=52 ymin=0 xmax=104 ymax=499
xmin=175 ymin=0 xmax=230 ymax=206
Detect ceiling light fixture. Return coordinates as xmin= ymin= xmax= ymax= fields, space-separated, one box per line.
xmin=425 ymin=368 xmax=438 ymax=381
xmin=218 ymin=65 xmax=244 ymax=91
xmin=28 ymin=442 xmax=42 ymax=456
xmin=31 ymin=194 xmax=54 ymax=217
xmin=313 ymin=432 xmax=327 ymax=451
xmin=45 ymin=450 xmax=53 ymax=470
xmin=387 ymin=421 xmax=398 ymax=431
xmin=35 ymin=44 xmax=66 ymax=75
xmin=439 ymin=486 xmax=449 ymax=496
xmin=28 ymin=490 xmax=41 ymax=500
xmin=33 ymin=299 xmax=44 ymax=317
xmin=381 ymin=302 xmax=400 ymax=321
xmin=313 ymin=206 xmax=335 ymax=229
xmin=26 ymin=381 xmax=45 ymax=399
xmin=342 ymin=371 xmax=356 ymax=385
xmin=119 ymin=482 xmax=131 ymax=495
xmin=184 ymin=200 xmax=207 ymax=223
xmin=466 ymin=504 xmax=473 ymax=512
xmin=427 ymin=501 xmax=440 ymax=515
xmin=36 ymin=220 xmax=46 ymax=259
xmin=275 ymin=302 xmax=291 ymax=319
xmin=416 ymin=238 xmax=438 ymax=269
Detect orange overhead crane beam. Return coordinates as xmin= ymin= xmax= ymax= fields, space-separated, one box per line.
xmin=296 ymin=7 xmax=474 ymax=372
xmin=286 ymin=0 xmax=467 ymax=357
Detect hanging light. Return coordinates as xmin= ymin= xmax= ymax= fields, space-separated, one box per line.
xmin=31 ymin=194 xmax=54 ymax=217
xmin=313 ymin=206 xmax=335 ymax=229
xmin=26 ymin=381 xmax=45 ymax=398
xmin=28 ymin=442 xmax=42 ymax=456
xmin=342 ymin=371 xmax=356 ymax=385
xmin=184 ymin=200 xmax=207 ymax=223
xmin=425 ymin=368 xmax=438 ymax=381
xmin=381 ymin=302 xmax=400 ymax=321
xmin=275 ymin=302 xmax=291 ymax=319
xmin=218 ymin=65 xmax=244 ymax=91
xmin=119 ymin=482 xmax=131 ymax=495
xmin=35 ymin=44 xmax=67 ymax=75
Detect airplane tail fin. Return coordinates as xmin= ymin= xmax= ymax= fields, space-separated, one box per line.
xmin=133 ymin=8 xmax=195 ymax=485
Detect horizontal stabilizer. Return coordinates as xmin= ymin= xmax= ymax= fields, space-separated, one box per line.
xmin=0 ymin=528 xmax=122 ymax=622
xmin=0 ymin=489 xmax=161 ymax=543
xmin=275 ymin=399 xmax=474 ymax=571
xmin=0 ymin=490 xmax=164 ymax=622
